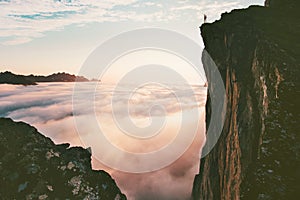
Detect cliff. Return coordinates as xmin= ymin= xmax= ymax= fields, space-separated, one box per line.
xmin=0 ymin=118 xmax=126 ymax=199
xmin=0 ymin=71 xmax=89 ymax=85
xmin=193 ymin=0 xmax=299 ymax=199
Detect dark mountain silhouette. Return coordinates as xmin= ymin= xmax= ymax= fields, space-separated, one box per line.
xmin=0 ymin=71 xmax=37 ymax=85
xmin=0 ymin=71 xmax=89 ymax=85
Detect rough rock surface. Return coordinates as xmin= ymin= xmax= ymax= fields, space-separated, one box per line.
xmin=192 ymin=0 xmax=299 ymax=199
xmin=0 ymin=118 xmax=126 ymax=200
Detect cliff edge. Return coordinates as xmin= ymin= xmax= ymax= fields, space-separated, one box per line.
xmin=193 ymin=0 xmax=299 ymax=199
xmin=0 ymin=118 xmax=126 ymax=199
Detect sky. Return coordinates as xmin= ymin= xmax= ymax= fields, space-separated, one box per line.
xmin=0 ymin=0 xmax=264 ymax=78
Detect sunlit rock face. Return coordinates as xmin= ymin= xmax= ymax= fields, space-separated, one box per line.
xmin=0 ymin=118 xmax=126 ymax=200
xmin=192 ymin=0 xmax=299 ymax=199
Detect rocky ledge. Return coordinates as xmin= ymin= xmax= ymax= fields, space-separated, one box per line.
xmin=0 ymin=118 xmax=126 ymax=200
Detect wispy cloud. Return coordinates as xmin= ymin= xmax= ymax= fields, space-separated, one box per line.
xmin=0 ymin=0 xmax=174 ymax=45
xmin=0 ymin=0 xmax=259 ymax=45
xmin=0 ymin=0 xmax=138 ymax=45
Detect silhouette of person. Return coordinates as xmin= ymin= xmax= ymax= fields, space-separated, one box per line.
xmin=204 ymin=14 xmax=207 ymax=23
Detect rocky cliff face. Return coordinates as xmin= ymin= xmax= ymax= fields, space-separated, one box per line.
xmin=193 ymin=1 xmax=299 ymax=199
xmin=0 ymin=118 xmax=126 ymax=199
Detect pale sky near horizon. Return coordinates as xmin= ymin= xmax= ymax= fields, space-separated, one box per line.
xmin=0 ymin=0 xmax=264 ymax=79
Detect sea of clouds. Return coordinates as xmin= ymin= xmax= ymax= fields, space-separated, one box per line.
xmin=0 ymin=82 xmax=207 ymax=200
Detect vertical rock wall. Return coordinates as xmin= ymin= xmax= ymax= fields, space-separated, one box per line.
xmin=192 ymin=1 xmax=299 ymax=199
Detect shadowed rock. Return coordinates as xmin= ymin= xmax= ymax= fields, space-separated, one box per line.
xmin=0 ymin=118 xmax=126 ymax=200
xmin=192 ymin=0 xmax=299 ymax=199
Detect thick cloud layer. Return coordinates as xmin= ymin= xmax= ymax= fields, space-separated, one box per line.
xmin=0 ymin=82 xmax=207 ymax=199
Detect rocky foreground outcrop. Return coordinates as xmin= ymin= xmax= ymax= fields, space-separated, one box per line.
xmin=193 ymin=0 xmax=299 ymax=199
xmin=0 ymin=118 xmax=126 ymax=199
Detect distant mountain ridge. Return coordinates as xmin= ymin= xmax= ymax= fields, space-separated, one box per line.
xmin=0 ymin=71 xmax=89 ymax=85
